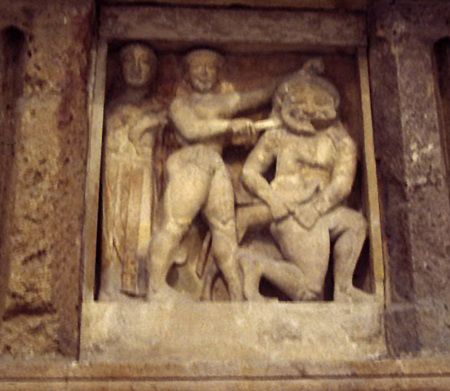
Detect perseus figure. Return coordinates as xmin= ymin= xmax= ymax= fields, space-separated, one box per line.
xmin=239 ymin=58 xmax=371 ymax=303
xmin=147 ymin=49 xmax=279 ymax=301
xmin=100 ymin=43 xmax=167 ymax=301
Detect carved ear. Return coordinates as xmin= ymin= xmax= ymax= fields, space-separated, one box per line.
xmin=302 ymin=58 xmax=325 ymax=75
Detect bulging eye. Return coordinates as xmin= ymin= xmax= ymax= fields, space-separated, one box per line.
xmin=291 ymin=96 xmax=307 ymax=106
xmin=314 ymin=95 xmax=327 ymax=106
xmin=313 ymin=91 xmax=334 ymax=107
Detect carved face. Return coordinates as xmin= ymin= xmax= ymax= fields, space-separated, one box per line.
xmin=280 ymin=82 xmax=337 ymax=134
xmin=186 ymin=52 xmax=220 ymax=93
xmin=121 ymin=44 xmax=156 ymax=88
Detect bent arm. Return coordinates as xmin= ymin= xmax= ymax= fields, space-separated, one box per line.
xmin=312 ymin=132 xmax=357 ymax=215
xmin=128 ymin=115 xmax=165 ymax=146
xmin=241 ymin=131 xmax=278 ymax=207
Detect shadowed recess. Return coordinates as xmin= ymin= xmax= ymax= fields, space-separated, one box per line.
xmin=0 ymin=26 xmax=26 ymax=326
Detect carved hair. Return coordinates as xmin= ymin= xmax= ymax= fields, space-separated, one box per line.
xmin=272 ymin=57 xmax=340 ymax=115
xmin=120 ymin=43 xmax=157 ymax=67
xmin=184 ymin=49 xmax=224 ymax=71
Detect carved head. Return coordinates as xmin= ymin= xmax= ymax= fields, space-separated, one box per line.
xmin=120 ymin=43 xmax=157 ymax=88
xmin=273 ymin=58 xmax=340 ymax=134
xmin=184 ymin=49 xmax=224 ymax=93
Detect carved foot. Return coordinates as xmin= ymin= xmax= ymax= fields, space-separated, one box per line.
xmin=334 ymin=286 xmax=374 ymax=303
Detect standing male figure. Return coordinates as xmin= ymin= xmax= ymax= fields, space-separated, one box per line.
xmin=240 ymin=58 xmax=370 ymax=303
xmin=148 ymin=49 xmax=277 ymax=301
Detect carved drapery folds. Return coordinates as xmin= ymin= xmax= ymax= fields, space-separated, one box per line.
xmin=79 ymin=6 xmax=384 ymax=363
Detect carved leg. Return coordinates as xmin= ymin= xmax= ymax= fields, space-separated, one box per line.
xmin=327 ymin=207 xmax=372 ymax=303
xmin=270 ymin=218 xmax=330 ymax=301
xmin=148 ymin=156 xmax=211 ymax=301
xmin=148 ymin=223 xmax=189 ymax=300
xmin=235 ymin=202 xmax=272 ymax=243
xmin=199 ymin=254 xmax=217 ymax=301
xmin=239 ymin=250 xmax=302 ymax=301
xmin=203 ymin=164 xmax=244 ymax=301
xmin=239 ymin=251 xmax=265 ymax=301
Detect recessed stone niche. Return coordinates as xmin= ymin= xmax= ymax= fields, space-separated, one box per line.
xmin=434 ymin=37 xmax=450 ymax=196
xmin=81 ymin=5 xmax=385 ymax=363
xmin=0 ymin=26 xmax=26 ymax=322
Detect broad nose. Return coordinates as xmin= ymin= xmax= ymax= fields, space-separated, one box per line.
xmin=199 ymin=65 xmax=214 ymax=78
xmin=131 ymin=59 xmax=142 ymax=76
xmin=303 ymin=99 xmax=315 ymax=116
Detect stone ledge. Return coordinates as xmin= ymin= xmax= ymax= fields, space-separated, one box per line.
xmin=100 ymin=5 xmax=366 ymax=49
xmin=1 ymin=357 xmax=450 ymax=379
xmin=0 ymin=377 xmax=449 ymax=391
xmin=80 ymin=302 xmax=386 ymax=363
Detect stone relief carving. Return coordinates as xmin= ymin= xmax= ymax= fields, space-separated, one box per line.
xmin=98 ymin=45 xmax=372 ymax=303
xmin=147 ymin=49 xmax=279 ymax=301
xmin=100 ymin=43 xmax=167 ymax=301
xmin=238 ymin=58 xmax=371 ymax=303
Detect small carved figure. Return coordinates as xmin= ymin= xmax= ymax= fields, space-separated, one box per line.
xmin=239 ymin=58 xmax=371 ymax=303
xmin=100 ymin=43 xmax=167 ymax=301
xmin=147 ymin=49 xmax=278 ymax=301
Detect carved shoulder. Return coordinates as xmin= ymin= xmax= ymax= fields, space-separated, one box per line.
xmin=168 ymin=97 xmax=193 ymax=130
xmin=325 ymin=122 xmax=356 ymax=157
xmin=258 ymin=128 xmax=282 ymax=153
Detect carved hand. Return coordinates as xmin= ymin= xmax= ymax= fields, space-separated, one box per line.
xmin=269 ymin=198 xmax=290 ymax=221
xmin=136 ymin=115 xmax=164 ymax=132
xmin=292 ymin=202 xmax=320 ymax=230
xmin=229 ymin=118 xmax=256 ymax=137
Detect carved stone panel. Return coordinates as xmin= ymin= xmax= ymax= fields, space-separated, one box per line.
xmin=81 ymin=5 xmax=385 ymax=362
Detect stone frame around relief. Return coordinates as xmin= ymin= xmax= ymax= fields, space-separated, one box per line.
xmin=80 ymin=5 xmax=386 ymax=362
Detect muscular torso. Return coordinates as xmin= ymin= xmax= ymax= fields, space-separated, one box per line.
xmin=170 ymin=92 xmax=238 ymax=154
xmin=271 ymin=128 xmax=338 ymax=204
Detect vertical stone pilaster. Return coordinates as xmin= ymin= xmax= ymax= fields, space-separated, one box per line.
xmin=369 ymin=2 xmax=450 ymax=355
xmin=0 ymin=0 xmax=94 ymax=358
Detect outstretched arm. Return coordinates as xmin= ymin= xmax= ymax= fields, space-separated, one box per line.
xmin=169 ymin=98 xmax=230 ymax=142
xmin=219 ymin=79 xmax=280 ymax=117
xmin=170 ymin=98 xmax=254 ymax=143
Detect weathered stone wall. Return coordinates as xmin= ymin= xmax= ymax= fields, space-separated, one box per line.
xmin=0 ymin=0 xmax=93 ymax=358
xmin=0 ymin=3 xmax=448 ymax=391
xmin=369 ymin=0 xmax=450 ymax=356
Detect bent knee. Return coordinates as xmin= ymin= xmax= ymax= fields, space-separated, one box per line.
xmin=159 ymin=218 xmax=191 ymax=239
xmin=354 ymin=213 xmax=367 ymax=235
xmin=209 ymin=216 xmax=236 ymax=235
xmin=333 ymin=208 xmax=367 ymax=236
xmin=165 ymin=151 xmax=184 ymax=173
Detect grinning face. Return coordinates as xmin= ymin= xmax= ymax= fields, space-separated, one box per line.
xmin=280 ymin=82 xmax=337 ymax=134
xmin=186 ymin=51 xmax=221 ymax=93
xmin=121 ymin=44 xmax=156 ymax=88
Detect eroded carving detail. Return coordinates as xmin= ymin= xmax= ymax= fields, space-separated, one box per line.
xmin=238 ymin=59 xmax=371 ymax=303
xmin=100 ymin=43 xmax=167 ymax=301
xmin=97 ymin=46 xmax=371 ymax=304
